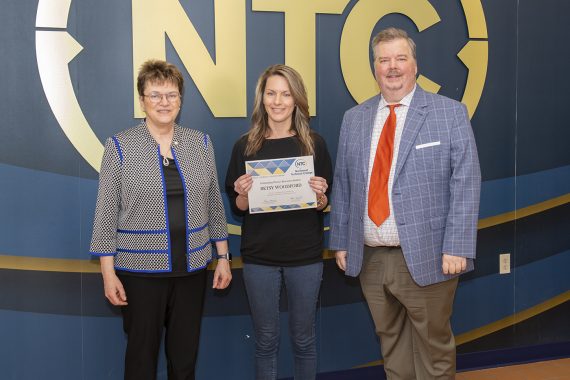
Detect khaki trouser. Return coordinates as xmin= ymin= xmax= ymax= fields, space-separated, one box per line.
xmin=360 ymin=246 xmax=458 ymax=380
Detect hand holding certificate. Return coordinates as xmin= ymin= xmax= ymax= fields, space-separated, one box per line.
xmin=246 ymin=156 xmax=317 ymax=214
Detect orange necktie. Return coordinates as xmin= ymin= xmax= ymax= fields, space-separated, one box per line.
xmin=368 ymin=104 xmax=400 ymax=226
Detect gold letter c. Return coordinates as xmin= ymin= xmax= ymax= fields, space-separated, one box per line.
xmin=339 ymin=0 xmax=441 ymax=104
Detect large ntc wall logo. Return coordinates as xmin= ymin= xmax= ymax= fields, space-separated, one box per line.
xmin=35 ymin=0 xmax=488 ymax=173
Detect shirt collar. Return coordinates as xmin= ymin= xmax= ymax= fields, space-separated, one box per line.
xmin=379 ymin=84 xmax=416 ymax=110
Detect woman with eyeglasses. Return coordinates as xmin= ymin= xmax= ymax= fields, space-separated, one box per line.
xmin=89 ymin=59 xmax=231 ymax=380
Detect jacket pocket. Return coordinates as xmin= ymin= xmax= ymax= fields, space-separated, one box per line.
xmin=429 ymin=216 xmax=446 ymax=230
xmin=415 ymin=141 xmax=441 ymax=150
xmin=188 ymin=224 xmax=210 ymax=253
xmin=116 ymin=229 xmax=168 ymax=251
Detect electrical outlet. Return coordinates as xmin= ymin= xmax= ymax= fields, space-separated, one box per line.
xmin=499 ymin=253 xmax=511 ymax=274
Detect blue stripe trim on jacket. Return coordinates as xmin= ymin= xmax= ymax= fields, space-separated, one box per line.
xmin=157 ymin=145 xmax=173 ymax=270
xmin=117 ymin=229 xmax=167 ymax=234
xmin=89 ymin=251 xmax=116 ymax=257
xmin=111 ymin=136 xmax=123 ymax=164
xmin=187 ymin=260 xmax=210 ymax=272
xmin=188 ymin=241 xmax=210 ymax=253
xmin=188 ymin=224 xmax=207 ymax=233
xmin=117 ymin=248 xmax=168 ymax=254
xmin=203 ymin=133 xmax=208 ymax=149
xmin=114 ymin=266 xmax=171 ymax=273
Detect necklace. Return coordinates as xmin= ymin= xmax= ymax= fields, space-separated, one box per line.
xmin=146 ymin=124 xmax=175 ymax=167
xmin=162 ymin=141 xmax=179 ymax=167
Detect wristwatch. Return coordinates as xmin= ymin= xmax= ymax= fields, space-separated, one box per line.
xmin=215 ymin=252 xmax=232 ymax=261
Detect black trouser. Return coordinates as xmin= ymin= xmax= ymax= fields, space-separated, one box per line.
xmin=118 ymin=271 xmax=207 ymax=380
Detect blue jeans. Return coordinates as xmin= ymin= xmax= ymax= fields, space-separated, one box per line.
xmin=243 ymin=262 xmax=323 ymax=380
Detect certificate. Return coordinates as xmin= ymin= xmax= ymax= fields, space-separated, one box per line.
xmin=246 ymin=155 xmax=316 ymax=214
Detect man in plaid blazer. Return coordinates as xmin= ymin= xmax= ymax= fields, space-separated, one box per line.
xmin=330 ymin=27 xmax=481 ymax=379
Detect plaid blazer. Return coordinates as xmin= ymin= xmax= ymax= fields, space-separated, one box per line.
xmin=89 ymin=122 xmax=228 ymax=273
xmin=329 ymin=86 xmax=481 ymax=286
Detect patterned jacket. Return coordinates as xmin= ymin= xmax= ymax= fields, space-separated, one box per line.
xmin=89 ymin=122 xmax=228 ymax=273
xmin=330 ymin=87 xmax=481 ymax=286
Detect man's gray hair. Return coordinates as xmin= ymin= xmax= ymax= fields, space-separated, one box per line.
xmin=371 ymin=27 xmax=417 ymax=60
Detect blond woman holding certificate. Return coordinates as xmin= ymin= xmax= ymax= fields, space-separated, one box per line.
xmin=225 ymin=64 xmax=332 ymax=380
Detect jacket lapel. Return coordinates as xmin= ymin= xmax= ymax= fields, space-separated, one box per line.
xmin=359 ymin=95 xmax=381 ymax=183
xmin=394 ymin=86 xmax=428 ymax=181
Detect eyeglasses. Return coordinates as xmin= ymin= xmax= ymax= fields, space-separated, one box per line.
xmin=143 ymin=92 xmax=181 ymax=104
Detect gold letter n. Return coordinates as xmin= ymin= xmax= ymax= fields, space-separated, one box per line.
xmin=133 ymin=0 xmax=246 ymax=117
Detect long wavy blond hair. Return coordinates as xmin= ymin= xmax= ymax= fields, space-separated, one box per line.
xmin=245 ymin=64 xmax=314 ymax=157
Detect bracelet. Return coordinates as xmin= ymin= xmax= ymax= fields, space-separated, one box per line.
xmin=215 ymin=252 xmax=232 ymax=261
xmin=317 ymin=194 xmax=327 ymax=208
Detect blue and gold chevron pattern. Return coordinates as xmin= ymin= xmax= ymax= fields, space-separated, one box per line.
xmin=246 ymin=158 xmax=296 ymax=176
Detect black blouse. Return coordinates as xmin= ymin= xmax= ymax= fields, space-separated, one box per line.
xmin=162 ymin=157 xmax=189 ymax=275
xmin=225 ymin=134 xmax=333 ymax=267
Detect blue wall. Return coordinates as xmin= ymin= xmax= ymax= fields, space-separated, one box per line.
xmin=1 ymin=0 xmax=569 ymax=378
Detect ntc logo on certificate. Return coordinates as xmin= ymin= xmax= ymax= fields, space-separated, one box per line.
xmin=245 ymin=156 xmax=317 ymax=214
